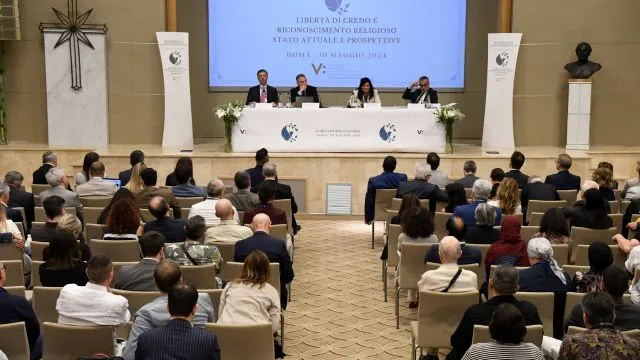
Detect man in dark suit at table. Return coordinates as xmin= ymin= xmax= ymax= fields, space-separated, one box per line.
xmin=545 ymin=153 xmax=581 ymax=190
xmin=289 ymin=73 xmax=320 ymax=103
xmin=402 ymin=76 xmax=438 ymax=104
xmin=32 ymin=151 xmax=57 ymax=185
xmin=505 ymin=151 xmax=529 ymax=188
xmin=396 ymin=163 xmax=447 ymax=214
xmin=119 ymin=150 xmax=144 ymax=187
xmin=246 ymin=69 xmax=279 ymax=105
xmin=4 ymin=171 xmax=34 ymax=231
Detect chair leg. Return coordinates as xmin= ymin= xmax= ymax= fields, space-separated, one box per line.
xmin=395 ymin=286 xmax=400 ymax=329
xmin=288 ymin=283 xmax=292 ymax=302
xmin=411 ymin=335 xmax=416 ymax=360
xmin=281 ymin=313 xmax=285 ymax=350
xmin=371 ymin=221 xmax=375 ymax=249
xmin=383 ymin=263 xmax=387 ymax=302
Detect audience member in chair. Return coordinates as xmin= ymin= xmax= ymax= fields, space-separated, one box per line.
xmin=573 ymin=180 xmax=611 ymax=213
xmin=170 ymin=165 xmax=206 ymax=199
xmin=425 ymin=218 xmax=482 ymax=265
xmin=246 ymin=148 xmax=269 ymax=191
xmin=125 ymin=162 xmax=147 ymax=192
xmin=364 ymin=155 xmax=408 ymax=225
xmin=592 ymin=167 xmax=616 ymax=201
xmin=0 ymin=260 xmax=42 ymax=359
xmin=488 ymin=178 xmax=522 ymax=216
xmin=420 ymin=236 xmax=478 ymax=292
xmin=489 ymin=168 xmax=505 ymax=199
xmin=234 ymin=214 xmax=294 ymax=310
xmin=57 ymin=254 xmax=130 ymax=326
xmin=558 ymin=292 xmax=640 ymax=360
xmin=598 ymin=161 xmax=618 ymax=190
xmin=189 ymin=179 xmax=239 ymax=226
xmin=520 ymin=175 xmax=560 ymax=216
xmin=570 ymin=189 xmax=612 ymax=230
xmin=76 ymin=151 xmax=99 ymax=185
xmin=0 ymin=181 xmax=23 ymax=225
xmin=463 ymin=303 xmax=544 ymax=360
xmin=573 ymin=241 xmax=612 ymax=293
xmin=143 ymin=196 xmax=186 ymax=243
xmin=32 ymin=151 xmax=57 ymax=185
xmin=396 ymin=163 xmax=447 ymax=214
xmin=454 ymin=179 xmax=502 ymax=228
xmin=623 ymin=161 xmax=640 ymax=200
xmin=40 ymin=230 xmax=88 ymax=287
xmin=262 ymin=162 xmax=301 ymax=234
xmin=380 ymin=193 xmax=420 ymax=261
xmin=134 ymin=167 xmax=181 ymax=219
xmin=76 ymin=161 xmax=118 ymax=197
xmin=243 ymin=181 xmax=288 ymax=226
xmin=484 ymin=216 xmax=530 ymax=277
xmin=30 ymin=195 xmax=65 ymax=242
xmin=443 ymin=183 xmax=468 ymax=213
xmin=119 ymin=149 xmax=144 ymax=187
xmin=447 ymin=265 xmax=542 ymax=360
xmin=165 ymin=216 xmax=221 ymax=280
xmin=225 ymin=170 xmax=259 ymax=211
xmin=97 ymin=188 xmax=135 ymax=224
xmin=505 ymin=151 xmax=530 ymax=189
xmin=426 ymin=152 xmax=448 ymax=189
xmin=5 ymin=171 xmax=34 ymax=230
xmin=122 ymin=260 xmax=214 ymax=360
xmin=165 ymin=157 xmax=196 ymax=187
xmin=40 ymin=167 xmax=84 ymax=224
xmin=116 ymin=231 xmax=165 ymax=291
xmin=103 ymin=196 xmax=142 ymax=240
xmin=135 ymin=284 xmax=220 ymax=360
xmin=545 ymin=153 xmax=581 ymax=191
xmin=465 ymin=203 xmax=500 ymax=245
xmin=455 ymin=160 xmax=479 ymax=189
xmin=532 ymin=208 xmax=570 ymax=246
xmin=205 ymin=199 xmax=253 ymax=243
xmin=518 ymin=237 xmax=575 ymax=339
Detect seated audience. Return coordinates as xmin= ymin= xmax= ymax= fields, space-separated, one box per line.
xmin=443 ymin=183 xmax=468 ymax=213
xmin=381 ymin=193 xmax=421 ymax=261
xmin=464 ymin=203 xmax=500 ymax=245
xmin=165 ymin=157 xmax=196 ymax=187
xmin=426 ymin=152 xmax=448 ymax=189
xmin=188 ymin=179 xmax=239 ymax=226
xmin=103 ymin=196 xmax=141 ymax=240
xmin=122 ymin=260 xmax=215 ymax=360
xmin=571 ymin=189 xmax=613 ymax=229
xmin=40 ymin=230 xmax=88 ymax=287
xmin=462 ymin=303 xmax=544 ymax=360
xmin=559 ymin=292 xmax=640 ymax=360
xmin=171 ymin=164 xmax=206 ymax=199
xmin=32 ymin=151 xmax=57 ymax=185
xmin=76 ymin=151 xmax=99 ymax=185
xmin=165 ymin=216 xmax=222 ymax=279
xmin=0 ymin=260 xmax=41 ymax=359
xmin=364 ymin=155 xmax=408 ymax=224
xmin=143 ymin=196 xmax=186 ymax=243
xmin=420 ymin=236 xmax=478 ymax=291
xmin=545 ymin=153 xmax=581 ymax=191
xmin=225 ymin=170 xmax=259 ymax=211
xmin=621 ymin=197 xmax=640 ymax=238
xmin=573 ymin=180 xmax=611 ymax=214
xmin=485 ymin=216 xmax=530 ymax=277
xmin=533 ymin=208 xmax=570 ymax=245
xmin=489 ymin=168 xmax=505 ymax=199
xmin=205 ymin=199 xmax=253 ymax=243
xmin=97 ymin=188 xmax=136 ymax=224
xmin=454 ymin=160 xmax=479 ymax=189
xmin=134 ymin=168 xmax=181 ymax=219
xmin=518 ymin=237 xmax=575 ymax=338
xmin=116 ymin=231 xmax=165 ymax=291
xmin=234 ymin=214 xmax=294 ymax=310
xmin=40 ymin=167 xmax=84 ymax=224
xmin=0 ymin=205 xmax=27 ymax=276
xmin=246 ymin=148 xmax=269 ymax=190
xmin=520 ymin=175 xmax=560 ymax=216
xmin=592 ymin=167 xmax=616 ymax=201
xmin=425 ymin=217 xmax=481 ymax=265
xmin=30 ymin=195 xmax=65 ymax=242
xmin=243 ymin=181 xmax=288 ymax=226
xmin=125 ymin=162 xmax=147 ymax=192
xmin=135 ymin=284 xmax=220 ymax=360
xmin=454 ymin=179 xmax=502 ymax=228
xmin=56 ymin=255 xmax=130 ymax=326
xmin=396 ymin=163 xmax=448 ymax=214
xmin=262 ymin=162 xmax=301 ymax=233
xmin=75 ymin=161 xmax=118 ymax=197
xmin=597 ymin=161 xmax=618 ymax=189
xmin=505 ymin=151 xmax=530 ymax=189
xmin=5 ymin=171 xmax=34 ymax=230
xmin=488 ymin=177 xmax=522 ymax=215
xmin=54 ymin=213 xmax=90 ymax=261
xmin=573 ymin=242 xmax=613 ymax=293
xmin=447 ymin=265 xmax=542 ymax=360
xmin=119 ymin=149 xmax=144 ymax=187
xmin=0 ymin=181 xmax=23 ymax=224
xmin=623 ymin=160 xmax=640 ymax=200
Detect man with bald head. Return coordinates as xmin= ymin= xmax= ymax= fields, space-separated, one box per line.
xmin=189 ymin=179 xmax=239 ymax=226
xmin=418 ymin=236 xmax=478 ymax=293
xmin=234 ymin=213 xmax=294 ymax=309
xmin=424 ymin=217 xmax=482 ymax=265
xmin=205 ymin=199 xmax=253 ymax=243
xmin=143 ymin=196 xmax=187 ymax=243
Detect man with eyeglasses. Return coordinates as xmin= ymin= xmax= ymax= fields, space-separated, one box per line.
xmin=402 ymin=76 xmax=439 ymax=105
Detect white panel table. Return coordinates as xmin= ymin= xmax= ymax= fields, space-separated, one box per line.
xmin=232 ymin=107 xmax=444 ymax=153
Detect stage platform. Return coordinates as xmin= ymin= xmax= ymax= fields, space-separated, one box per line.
xmin=1 ymin=141 xmax=637 ymax=215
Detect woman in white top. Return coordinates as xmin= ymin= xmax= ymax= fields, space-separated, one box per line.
xmin=488 ymin=177 xmax=522 ymax=216
xmin=348 ymin=77 xmax=381 ymax=107
xmin=75 ymin=151 xmax=100 ymax=186
xmin=0 ymin=206 xmax=29 ymax=274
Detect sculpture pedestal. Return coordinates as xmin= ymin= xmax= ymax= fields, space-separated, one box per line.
xmin=566 ymin=79 xmax=592 ymax=151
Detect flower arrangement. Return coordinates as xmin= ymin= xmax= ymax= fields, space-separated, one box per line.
xmin=434 ymin=104 xmax=465 ymax=153
xmin=215 ymin=100 xmax=244 ymax=152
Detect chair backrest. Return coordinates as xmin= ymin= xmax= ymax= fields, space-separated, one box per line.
xmin=426 ymin=262 xmax=482 ymax=289
xmin=89 ymin=239 xmax=141 ymax=262
xmin=140 ymin=208 xmax=174 ymax=222
xmin=13 ymin=207 xmax=26 ymax=231
xmin=622 ymin=201 xmax=632 ymax=217
xmin=391 ymin=198 xmax=429 ymax=211
xmin=625 ymin=329 xmax=640 ymax=343
xmin=608 ymin=213 xmax=623 ymax=232
xmin=222 ymin=262 xmax=280 ymax=296
xmin=112 ymin=289 xmax=162 ymax=315
xmin=201 ymin=289 xmax=223 ymax=315
xmin=15 ymin=222 xmax=24 ymax=238
xmin=514 ymin=292 xmax=555 ymax=336
xmin=434 ymin=212 xmax=452 ymax=240
xmin=566 ymin=326 xmax=587 ymax=336
xmin=269 ymin=224 xmax=288 ymax=242
xmin=520 ymin=226 xmax=539 ymax=242
xmin=30 ymin=241 xmax=49 ymax=261
xmin=528 ymin=212 xmax=544 ymax=226
xmin=180 ymin=263 xmax=218 ymax=289
xmin=416 ymin=290 xmax=480 ymax=348
xmin=466 ymin=244 xmax=491 ymax=268
xmin=574 ymin=244 xmax=627 ymax=270
xmin=176 ymin=197 xmax=204 ymax=208
xmin=32 ymin=287 xmax=62 ymax=324
xmin=552 ymin=244 xmax=570 ymax=267
xmin=386 ymin=224 xmax=403 ymax=268
xmin=237 ymin=211 xmax=245 ymax=225
xmin=4 ymin=286 xmax=26 ymax=298
xmin=0 ymin=322 xmax=30 ymax=360
xmin=0 ymin=241 xmax=23 ymax=261
xmin=2 ymin=260 xmax=23 ymax=287
xmin=374 ymin=189 xmax=397 ymax=221
xmin=211 ymin=241 xmax=235 ymax=272
xmin=570 ymin=227 xmax=618 ymax=262
xmin=526 ymin=200 xmax=567 ymax=222
xmin=111 ymin=261 xmax=138 ymax=288
xmin=85 ymin=223 xmax=107 ymax=241
xmin=398 ymin=243 xmax=436 ymax=289
xmin=556 ymin=190 xmax=578 ymax=205
xmin=35 ymin=207 xmax=77 ymax=222
xmin=489 ymin=265 xmax=529 ymax=279
xmin=562 ymin=265 xmax=590 ymax=279
xmin=31 ymin=260 xmax=44 ymax=287
xmin=79 ymin=196 xmax=113 ymax=208
xmin=83 ymin=207 xmax=104 ymax=224
xmin=204 ymin=323 xmax=274 ymax=360
xmin=613 ymin=189 xmax=622 ymax=201
xmin=273 ymin=199 xmax=292 ymax=233
xmin=472 ymin=324 xmax=544 ymax=348
xmin=608 ymin=201 xmax=621 ymax=214
xmin=42 ymin=322 xmax=114 ymax=358
xmin=31 ymin=184 xmax=51 ymax=195
xmin=564 ymin=292 xmax=585 ymax=322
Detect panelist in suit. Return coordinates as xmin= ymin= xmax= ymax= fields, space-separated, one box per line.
xmin=32 ymin=151 xmax=57 ymax=185
xmin=245 ymin=69 xmax=279 ymax=105
xmin=545 ymin=153 xmax=581 ymax=190
xmin=289 ymin=73 xmax=320 ymax=103
xmin=348 ymin=77 xmax=381 ymax=107
xmin=402 ymin=76 xmax=438 ymax=104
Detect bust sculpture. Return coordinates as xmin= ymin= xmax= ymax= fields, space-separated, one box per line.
xmin=564 ymin=42 xmax=602 ymax=79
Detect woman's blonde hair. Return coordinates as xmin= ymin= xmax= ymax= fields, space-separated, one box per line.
xmin=0 ymin=206 xmax=7 ymax=232
xmin=57 ymin=213 xmax=82 ymax=238
xmin=497 ymin=178 xmax=520 ymax=215
xmin=235 ymin=250 xmax=270 ymax=287
xmin=127 ymin=162 xmax=148 ymax=192
xmin=593 ymin=167 xmax=613 ymax=188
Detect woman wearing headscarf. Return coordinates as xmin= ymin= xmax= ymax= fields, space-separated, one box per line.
xmin=484 ymin=215 xmax=530 ymax=278
xmin=570 ymin=188 xmax=613 ymax=229
xmin=573 ymin=241 xmax=613 ymax=293
xmin=518 ymin=237 xmax=575 ymax=338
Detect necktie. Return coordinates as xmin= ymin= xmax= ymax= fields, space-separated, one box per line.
xmin=260 ymin=87 xmax=266 ymax=103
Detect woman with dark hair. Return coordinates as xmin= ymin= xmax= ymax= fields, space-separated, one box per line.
xmin=76 ymin=151 xmax=99 ymax=186
xmin=380 ymin=193 xmax=422 ymax=261
xmin=534 ymin=208 xmax=570 ymax=244
xmin=443 ymin=183 xmax=468 ymax=213
xmin=103 ymin=197 xmax=141 ymax=240
xmin=571 ymin=189 xmax=613 ymax=229
xmin=40 ymin=230 xmax=88 ymax=287
xmin=574 ymin=241 xmax=613 ymax=293
xmin=97 ymin=187 xmax=136 ymax=224
xmin=462 ymin=303 xmax=544 ymax=360
xmin=165 ymin=157 xmax=196 ymax=186
xmin=348 ymin=77 xmax=381 ymax=107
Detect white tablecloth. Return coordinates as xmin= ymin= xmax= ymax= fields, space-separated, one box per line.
xmin=232 ymin=108 xmax=445 ymax=153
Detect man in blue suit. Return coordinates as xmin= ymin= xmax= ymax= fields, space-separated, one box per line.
xmin=453 ymin=179 xmax=502 ymax=228
xmin=247 ymin=148 xmax=269 ymax=192
xmin=545 ymin=153 xmax=581 ymax=190
xmin=135 ymin=284 xmax=220 ymax=360
xmin=364 ymin=156 xmax=408 ymax=224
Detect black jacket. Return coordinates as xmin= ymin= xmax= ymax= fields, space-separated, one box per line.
xmin=565 ymin=298 xmax=640 ymax=333
xmin=0 ymin=288 xmax=41 ymax=354
xmin=143 ymin=217 xmax=187 ymax=243
xmin=521 ymin=182 xmax=560 ymax=212
xmin=2 ymin=203 xmax=23 ymax=225
xmin=8 ymin=187 xmax=35 ymax=230
xmin=505 ymin=169 xmax=529 ymax=189
xmin=246 ymin=85 xmax=279 ymax=105
xmin=545 ymin=170 xmax=581 ymax=191
xmin=464 ymin=226 xmax=500 ymax=245
xmin=395 ymin=179 xmax=448 ymax=214
xmin=246 ymin=165 xmax=264 ymax=191
xmin=424 ymin=243 xmax=482 ymax=265
xmin=289 ymin=85 xmax=320 ymax=103
xmin=119 ymin=168 xmax=133 ymax=187
xmin=402 ymin=87 xmax=438 ymax=104
xmin=32 ymin=163 xmax=53 ymax=185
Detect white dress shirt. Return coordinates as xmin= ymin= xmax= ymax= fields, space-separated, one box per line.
xmin=188 ymin=198 xmax=239 ymax=226
xmin=57 ymin=282 xmax=131 ymax=326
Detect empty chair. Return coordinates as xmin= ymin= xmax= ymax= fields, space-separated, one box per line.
xmin=85 ymin=223 xmax=107 ymax=241
xmin=269 ymin=224 xmax=288 ymax=242
xmin=562 ymin=265 xmax=590 ymax=279
xmin=564 ymin=292 xmax=586 ymax=322
xmin=79 ymin=196 xmax=112 ymax=208
xmin=0 ymin=242 xmax=23 ymax=261
xmin=608 ymin=213 xmax=623 ymax=232
xmin=201 ymin=289 xmax=223 ymax=313
xmin=89 ymin=239 xmax=141 ymax=262
xmin=526 ymin=200 xmax=567 ymax=223
xmin=42 ymin=322 xmax=114 ymax=358
xmin=528 ymin=212 xmax=544 ymax=226
xmin=2 ymin=260 xmax=24 ymax=287
xmin=83 ymin=207 xmax=104 ymax=224
xmin=32 ymin=287 xmax=62 ymax=324
xmin=204 ymin=323 xmax=274 ymax=360
xmin=433 ymin=212 xmax=452 ymax=240
xmin=112 ymin=289 xmax=162 ymax=315
xmin=210 ymin=242 xmax=235 ymax=278
xmin=31 ymin=184 xmax=51 ymax=195
xmin=371 ymin=189 xmax=397 ymax=249
xmin=395 ymin=242 xmax=436 ymax=328
xmin=0 ymin=322 xmax=30 ymax=360
xmin=552 ymin=244 xmax=570 ymax=267
xmin=471 ymin=324 xmax=544 ymax=348
xmin=30 ymin=261 xmax=44 ymax=287
xmin=180 ymin=264 xmax=218 ymax=289
xmin=176 ymin=197 xmax=204 ymax=208
xmin=273 ymin=199 xmax=293 ymax=234
xmin=556 ymin=190 xmax=578 ymax=205
xmin=569 ymin=227 xmax=618 ymax=262
xmin=383 ymin=224 xmax=402 ymax=302
xmin=514 ymin=292 xmax=555 ymax=337
xmin=609 ymin=201 xmax=621 ymax=214
xmin=30 ymin=241 xmax=49 ymax=261
xmin=4 ymin=285 xmax=26 ymax=298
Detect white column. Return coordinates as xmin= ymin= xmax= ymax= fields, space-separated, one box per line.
xmin=566 ymin=79 xmax=592 ymax=151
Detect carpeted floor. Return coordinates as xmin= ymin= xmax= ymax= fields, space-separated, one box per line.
xmin=284 ymin=220 xmax=419 ymax=359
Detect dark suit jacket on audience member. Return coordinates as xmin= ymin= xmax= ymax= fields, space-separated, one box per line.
xmin=143 ymin=217 xmax=186 ymax=243
xmin=246 ymin=165 xmax=265 ymax=191
xmin=455 ymin=175 xmax=479 ymax=189
xmin=464 ymin=226 xmax=500 ymax=245
xmin=0 ymin=287 xmax=41 ymax=355
xmin=289 ymin=85 xmax=320 ymax=103
xmin=395 ymin=179 xmax=448 ymax=214
xmin=453 ymin=201 xmax=502 ymax=228
xmin=115 ymin=259 xmax=158 ymax=291
xmin=2 ymin=203 xmax=23 ymax=225
xmin=8 ymin=187 xmax=34 ymax=230
xmin=505 ymin=170 xmax=529 ymax=189
xmin=234 ymin=231 xmax=294 ymax=309
xmin=119 ymin=168 xmax=133 ymax=187
xmin=32 ymin=163 xmax=53 ymax=185
xmin=135 ymin=318 xmax=220 ymax=360
xmin=262 ymin=179 xmax=299 ymax=229
xmin=243 ymin=204 xmax=287 ymax=226
xmin=490 ymin=183 xmax=499 ymax=199
xmin=545 ymin=170 xmax=581 ymax=191
xmin=564 ymin=297 xmax=640 ymax=333
xmin=165 ymin=172 xmax=195 ymax=187
xmin=424 ymin=243 xmax=482 ymax=265
xmin=521 ymin=182 xmax=560 ymax=214
xmin=365 ymin=172 xmax=408 ymax=222
xmin=402 ymin=87 xmax=438 ymax=104
xmin=29 ymin=222 xmax=57 ymax=242
xmin=246 ymin=85 xmax=279 ymax=105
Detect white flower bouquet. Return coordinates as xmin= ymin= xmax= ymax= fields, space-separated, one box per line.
xmin=434 ymin=104 xmax=465 ymax=153
xmin=215 ymin=100 xmax=245 ymax=152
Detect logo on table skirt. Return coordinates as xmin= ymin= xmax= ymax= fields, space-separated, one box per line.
xmin=169 ymin=50 xmax=182 ymax=66
xmin=325 ymin=0 xmax=349 ymax=14
xmin=379 ymin=123 xmax=396 ymax=143
xmin=496 ymin=52 xmax=509 ymax=67
xmin=281 ymin=123 xmax=299 ymax=142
